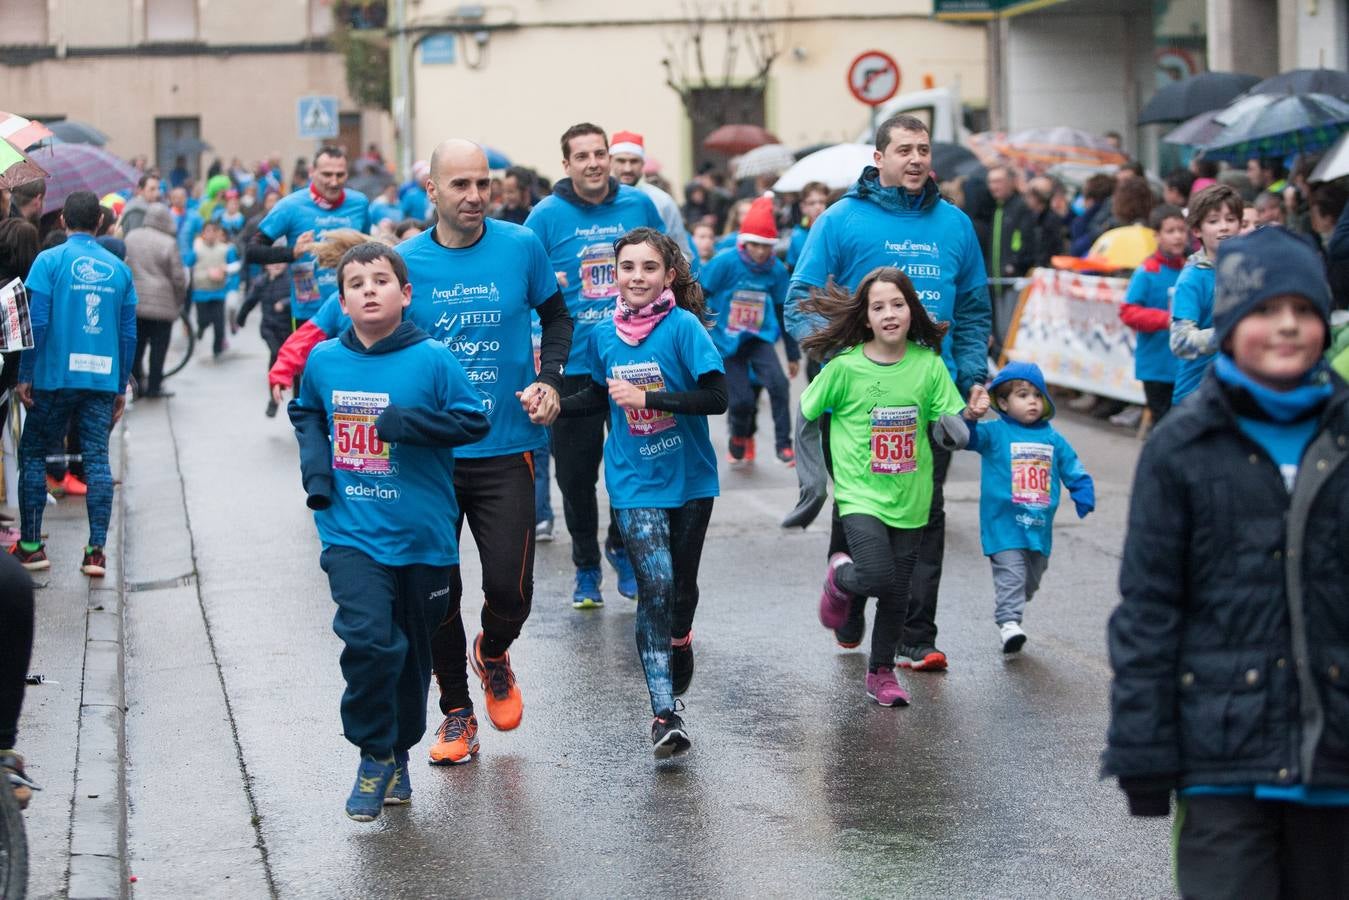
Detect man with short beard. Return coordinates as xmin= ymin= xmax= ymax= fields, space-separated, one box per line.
xmin=609 ymin=130 xmax=691 ymax=258
xmin=524 ymin=123 xmax=664 ymax=609
xmin=785 ymin=114 xmax=990 ymax=673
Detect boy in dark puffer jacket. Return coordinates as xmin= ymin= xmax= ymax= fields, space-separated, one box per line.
xmin=236 ymin=262 xmax=292 ymax=417
xmin=1105 ymin=225 xmax=1349 ymax=897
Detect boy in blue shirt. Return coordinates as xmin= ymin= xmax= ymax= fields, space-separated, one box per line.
xmin=965 ymin=362 xmax=1094 ymax=652
xmin=12 ymin=191 xmax=138 ymax=576
xmin=1119 ymin=204 xmax=1186 ymax=424
xmin=1106 ymin=226 xmax=1349 ymax=896
xmin=1169 ymin=184 xmax=1242 ymax=404
xmin=289 ymin=243 xmax=488 ymax=821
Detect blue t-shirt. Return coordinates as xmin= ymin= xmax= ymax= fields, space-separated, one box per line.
xmin=967 ymin=417 xmax=1090 ymax=557
xmin=299 ymin=336 xmax=484 ymax=567
xmin=1170 ymin=261 xmax=1216 ymax=403
xmin=715 ymin=232 xmax=738 ymax=252
xmin=399 ymin=186 xmax=430 ymax=222
xmin=398 ymin=222 xmax=559 ymax=458
xmin=370 ymin=200 xmax=403 ymax=226
xmin=23 ymin=234 xmax=138 ymax=393
xmin=700 ymin=246 xmax=788 ymax=356
xmin=257 ymin=189 xmax=371 ymax=320
xmin=1123 ymin=260 xmax=1180 ymax=383
xmin=309 ymin=293 xmax=351 ymax=337
xmin=176 ymin=209 xmax=203 ymax=267
xmin=584 ymin=307 xmax=723 ymax=509
xmin=786 ymin=224 xmax=809 ymax=269
xmin=524 ymin=184 xmax=663 ymax=372
xmin=791 ymin=193 xmax=986 ymax=381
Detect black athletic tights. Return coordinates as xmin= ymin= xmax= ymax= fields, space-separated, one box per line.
xmin=0 ymin=551 xmax=35 ymax=748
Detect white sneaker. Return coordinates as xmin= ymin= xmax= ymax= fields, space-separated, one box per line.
xmin=535 ymin=519 xmax=554 ymax=543
xmin=1109 ymin=406 xmax=1143 ymax=428
xmin=999 ymin=621 xmax=1027 ymax=654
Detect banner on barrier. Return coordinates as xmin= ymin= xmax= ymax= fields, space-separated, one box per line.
xmin=1002 ymin=267 xmax=1145 ymax=405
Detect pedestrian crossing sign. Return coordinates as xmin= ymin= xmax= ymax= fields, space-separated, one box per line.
xmin=297 ymin=96 xmax=339 ymax=140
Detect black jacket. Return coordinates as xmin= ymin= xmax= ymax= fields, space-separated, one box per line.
xmin=1104 ymin=369 xmax=1349 ymax=813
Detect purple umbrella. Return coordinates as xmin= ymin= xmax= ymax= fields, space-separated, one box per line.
xmin=31 ymin=143 xmax=138 ymax=214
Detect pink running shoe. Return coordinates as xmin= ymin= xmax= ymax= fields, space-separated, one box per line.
xmin=866 ymin=667 xmax=911 ymax=707
xmin=819 ymin=553 xmax=855 ymax=630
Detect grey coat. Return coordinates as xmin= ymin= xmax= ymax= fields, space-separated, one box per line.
xmin=124 ymin=203 xmax=186 ymax=322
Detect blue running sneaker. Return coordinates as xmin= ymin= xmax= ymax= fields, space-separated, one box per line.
xmin=385 ymin=750 xmax=411 ymax=805
xmin=605 ymin=540 xmax=638 ymax=600
xmin=346 ymin=754 xmax=396 ymax=822
xmin=573 ymin=566 xmax=603 ymax=609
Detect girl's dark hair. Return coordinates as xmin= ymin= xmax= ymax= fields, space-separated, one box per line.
xmin=336 ymin=242 xmax=410 ymax=292
xmin=0 ymin=218 xmax=39 ymax=282
xmin=612 ymin=227 xmax=705 ymax=320
xmin=1111 ymin=177 xmax=1155 ymax=225
xmin=799 ymin=266 xmax=948 ymax=361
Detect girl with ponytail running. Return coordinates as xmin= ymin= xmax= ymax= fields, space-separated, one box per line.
xmin=800 ymin=267 xmax=988 ymax=707
xmin=556 ymin=227 xmax=726 ymax=758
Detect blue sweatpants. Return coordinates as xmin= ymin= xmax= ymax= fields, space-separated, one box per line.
xmin=613 ymin=498 xmax=714 ymax=716
xmin=320 ymin=545 xmax=452 ymax=758
xmin=19 ymin=389 xmax=115 ymax=547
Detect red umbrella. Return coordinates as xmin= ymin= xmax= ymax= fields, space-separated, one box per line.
xmin=703 ymin=124 xmax=779 ymax=155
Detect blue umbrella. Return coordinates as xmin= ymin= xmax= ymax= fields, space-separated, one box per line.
xmin=1198 ymin=92 xmax=1349 ymax=161
xmin=483 ymin=146 xmax=511 ymax=169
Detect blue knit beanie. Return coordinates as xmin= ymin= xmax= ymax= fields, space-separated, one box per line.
xmin=1212 ymin=226 xmax=1331 ymax=349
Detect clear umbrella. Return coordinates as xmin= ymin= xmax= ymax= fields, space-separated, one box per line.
xmin=772 ymin=144 xmax=874 ymax=193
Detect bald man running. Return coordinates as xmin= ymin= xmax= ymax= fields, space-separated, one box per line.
xmin=398 ymin=140 xmax=573 ymax=764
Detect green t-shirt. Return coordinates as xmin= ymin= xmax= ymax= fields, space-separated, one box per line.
xmin=801 ymin=342 xmax=966 ymax=529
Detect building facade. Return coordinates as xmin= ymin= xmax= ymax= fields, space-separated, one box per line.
xmin=399 ymin=0 xmax=989 ymax=190
xmin=0 ymin=0 xmax=391 ymax=182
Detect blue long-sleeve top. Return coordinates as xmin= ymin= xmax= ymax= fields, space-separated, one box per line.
xmin=965 ymin=414 xmax=1094 ymax=557
xmin=20 ymin=233 xmax=138 ymax=394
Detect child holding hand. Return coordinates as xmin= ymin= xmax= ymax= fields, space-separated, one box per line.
xmin=800 ymin=266 xmax=987 ymax=708
xmin=557 ymin=227 xmax=726 ymax=759
xmin=964 ymin=361 xmax=1094 ymax=653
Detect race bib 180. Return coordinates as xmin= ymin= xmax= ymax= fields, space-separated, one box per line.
xmin=579 ymin=243 xmax=618 ymax=301
xmin=1010 ymin=442 xmax=1054 ymax=507
xmin=332 ymin=390 xmax=391 ymax=474
xmin=726 ymin=289 xmax=767 ymax=335
xmin=870 ymin=406 xmax=918 ymax=474
xmin=611 ymin=361 xmax=675 ymax=436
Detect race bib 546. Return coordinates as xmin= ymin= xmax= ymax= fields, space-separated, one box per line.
xmin=332 ymin=390 xmax=391 ymax=474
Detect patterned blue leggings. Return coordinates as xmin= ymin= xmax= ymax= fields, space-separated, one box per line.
xmin=613 ymin=498 xmax=714 ymax=716
xmin=20 ymin=390 xmax=115 ymax=547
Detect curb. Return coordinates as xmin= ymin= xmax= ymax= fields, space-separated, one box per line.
xmin=66 ymin=423 xmax=128 ymax=900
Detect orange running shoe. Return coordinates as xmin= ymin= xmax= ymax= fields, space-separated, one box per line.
xmin=471 ymin=633 xmax=523 ymax=731
xmin=427 ymin=707 xmax=479 ymax=765
xmin=61 ymin=473 xmax=88 ymax=496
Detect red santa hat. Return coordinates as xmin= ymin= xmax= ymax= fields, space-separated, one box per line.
xmin=737 ymin=193 xmax=778 ymax=245
xmin=610 ymin=131 xmax=646 ymax=159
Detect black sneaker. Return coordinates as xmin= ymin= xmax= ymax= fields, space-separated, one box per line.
xmin=672 ymin=633 xmax=694 ymax=696
xmin=834 ymin=597 xmax=866 ymax=648
xmin=265 ymin=399 xmax=279 ymax=418
xmin=651 ymin=710 xmax=691 ymax=759
xmin=896 ymin=643 xmax=949 ymax=671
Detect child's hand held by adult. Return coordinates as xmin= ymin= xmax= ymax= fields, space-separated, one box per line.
xmin=964 ymin=383 xmax=990 ymax=420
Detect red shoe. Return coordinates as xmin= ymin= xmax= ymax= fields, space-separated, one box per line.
xmin=745 ymin=437 xmax=757 ymax=461
xmin=62 ymin=473 xmax=88 ymax=496
xmin=897 ymin=645 xmax=948 ymax=672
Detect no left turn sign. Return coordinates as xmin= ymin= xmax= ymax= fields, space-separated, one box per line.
xmin=847 ymin=51 xmax=901 ymax=107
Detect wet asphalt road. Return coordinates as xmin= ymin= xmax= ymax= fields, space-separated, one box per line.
xmin=100 ymin=326 xmax=1171 ymax=899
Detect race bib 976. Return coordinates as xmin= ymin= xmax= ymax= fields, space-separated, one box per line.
xmin=579 ymin=243 xmax=618 ymax=301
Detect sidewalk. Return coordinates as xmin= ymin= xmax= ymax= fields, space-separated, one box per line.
xmin=15 ymin=418 xmax=128 ymax=900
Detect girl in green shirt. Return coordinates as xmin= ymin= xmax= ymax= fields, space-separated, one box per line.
xmin=800 ymin=267 xmax=987 ymax=707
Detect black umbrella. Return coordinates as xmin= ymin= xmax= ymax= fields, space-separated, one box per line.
xmin=163 ymin=136 xmax=212 ymax=157
xmin=1137 ymin=72 xmax=1259 ymax=125
xmin=47 ymin=120 xmax=109 ymax=146
xmin=1251 ymin=68 xmax=1349 ymax=99
xmin=931 ymin=142 xmax=984 ymax=180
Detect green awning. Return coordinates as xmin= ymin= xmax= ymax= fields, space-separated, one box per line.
xmin=934 ymin=0 xmax=1071 ymax=20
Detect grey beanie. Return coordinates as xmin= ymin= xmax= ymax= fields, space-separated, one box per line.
xmin=1212 ymin=226 xmax=1332 ymax=349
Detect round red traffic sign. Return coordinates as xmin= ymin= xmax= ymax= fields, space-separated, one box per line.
xmin=847 ymin=50 xmax=901 ymax=107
